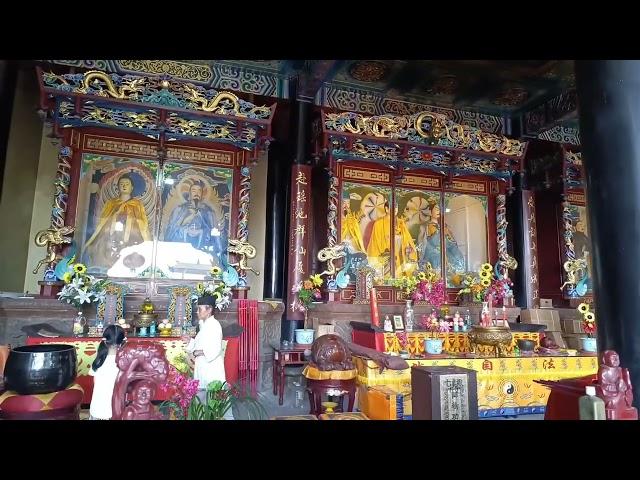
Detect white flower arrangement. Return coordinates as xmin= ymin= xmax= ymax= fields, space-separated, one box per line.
xmin=191 ymin=266 xmax=232 ymax=311
xmin=57 ymin=262 xmax=110 ymax=308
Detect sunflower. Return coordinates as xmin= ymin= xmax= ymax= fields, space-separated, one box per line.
xmin=62 ymin=272 xmax=73 ymax=284
xmin=584 ymin=312 xmax=595 ymax=322
xmin=479 ymin=270 xmax=491 ymax=279
xmin=578 ymin=303 xmax=590 ymax=314
xmin=310 ymin=274 xmax=323 ymax=287
xmin=73 ymin=263 xmax=87 ymax=275
xmin=481 ymin=263 xmax=493 ymax=272
xmin=418 ymin=272 xmax=427 ymax=281
xmin=210 ymin=266 xmax=222 ymax=276
xmin=481 ymin=278 xmax=491 ymax=287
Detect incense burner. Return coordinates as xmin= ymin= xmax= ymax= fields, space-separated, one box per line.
xmin=468 ymin=326 xmax=512 ymax=357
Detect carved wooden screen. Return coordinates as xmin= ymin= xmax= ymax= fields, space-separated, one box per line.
xmin=69 ymin=130 xmax=243 ymax=293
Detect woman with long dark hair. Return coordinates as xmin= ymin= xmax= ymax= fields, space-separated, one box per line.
xmin=89 ymin=324 xmax=126 ymax=420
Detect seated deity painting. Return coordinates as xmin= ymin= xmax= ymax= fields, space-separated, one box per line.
xmin=443 ymin=193 xmax=488 ymax=287
xmin=76 ymin=155 xmax=156 ymax=277
xmin=341 ymin=182 xmax=392 ymax=284
xmin=159 ymin=165 xmax=233 ymax=279
xmin=395 ymin=189 xmax=441 ymax=279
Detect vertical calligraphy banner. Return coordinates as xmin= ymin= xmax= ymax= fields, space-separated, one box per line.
xmin=286 ymin=165 xmax=312 ymax=321
xmin=522 ymin=190 xmax=540 ymax=308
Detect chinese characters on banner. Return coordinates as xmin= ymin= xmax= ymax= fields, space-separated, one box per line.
xmin=286 ymin=165 xmax=313 ymax=319
xmin=522 ymin=190 xmax=540 ymax=308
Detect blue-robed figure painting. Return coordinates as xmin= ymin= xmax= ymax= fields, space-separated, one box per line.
xmin=164 ymin=179 xmax=223 ymax=256
xmin=417 ymin=202 xmax=465 ymax=275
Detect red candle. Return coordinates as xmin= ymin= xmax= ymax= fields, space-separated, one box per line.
xmin=369 ymin=288 xmax=380 ymax=328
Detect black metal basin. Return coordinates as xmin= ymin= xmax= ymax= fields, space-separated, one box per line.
xmin=508 ymin=322 xmax=546 ymax=333
xmin=517 ymin=339 xmax=536 ymax=352
xmin=4 ymin=344 xmax=77 ymax=395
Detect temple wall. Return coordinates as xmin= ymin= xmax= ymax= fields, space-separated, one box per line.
xmin=246 ymin=154 xmax=267 ymax=301
xmin=23 ymin=134 xmax=58 ymax=293
xmin=0 ymin=69 xmax=42 ymax=293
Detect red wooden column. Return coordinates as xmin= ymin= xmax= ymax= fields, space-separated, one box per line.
xmin=285 ymin=164 xmax=313 ymax=333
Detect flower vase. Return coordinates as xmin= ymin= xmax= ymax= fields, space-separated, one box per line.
xmin=425 ymin=335 xmax=444 ymax=355
xmin=580 ymin=337 xmax=597 ymax=353
xmin=404 ymin=300 xmax=414 ymax=332
xmin=295 ymin=309 xmax=315 ymax=345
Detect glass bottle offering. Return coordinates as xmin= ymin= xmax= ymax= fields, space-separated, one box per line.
xmin=464 ymin=309 xmax=471 ymax=328
xmin=404 ymin=300 xmax=414 ymax=332
xmin=73 ymin=311 xmax=86 ymax=337
xmin=384 ymin=315 xmax=393 ymax=332
xmin=480 ymin=302 xmax=490 ymax=327
xmin=96 ymin=317 xmax=104 ymax=337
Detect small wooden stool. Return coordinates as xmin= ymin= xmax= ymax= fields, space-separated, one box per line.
xmin=305 ymin=378 xmax=357 ymax=416
xmin=303 ymin=365 xmax=357 ymax=416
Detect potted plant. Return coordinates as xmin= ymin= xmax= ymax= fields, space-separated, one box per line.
xmin=578 ymin=303 xmax=597 ymax=352
xmin=159 ymin=366 xmax=266 ymax=420
xmin=424 ymin=311 xmax=445 ymax=355
xmin=291 ymin=274 xmax=323 ymax=344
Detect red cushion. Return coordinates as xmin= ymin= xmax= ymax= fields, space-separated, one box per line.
xmin=0 ymin=384 xmax=84 ymax=413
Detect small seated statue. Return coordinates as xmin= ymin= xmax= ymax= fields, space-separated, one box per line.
xmin=596 ymin=350 xmax=638 ymax=420
xmin=122 ymin=380 xmax=161 ymax=420
xmin=311 ymin=334 xmax=354 ymax=371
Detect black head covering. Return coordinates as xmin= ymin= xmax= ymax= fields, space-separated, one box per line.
xmin=197 ymin=294 xmax=216 ymax=307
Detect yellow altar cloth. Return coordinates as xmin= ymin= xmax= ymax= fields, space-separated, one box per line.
xmin=353 ymin=354 xmax=598 ymax=417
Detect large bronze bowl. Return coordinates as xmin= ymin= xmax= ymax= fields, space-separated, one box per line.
xmin=468 ymin=326 xmax=513 ymax=357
